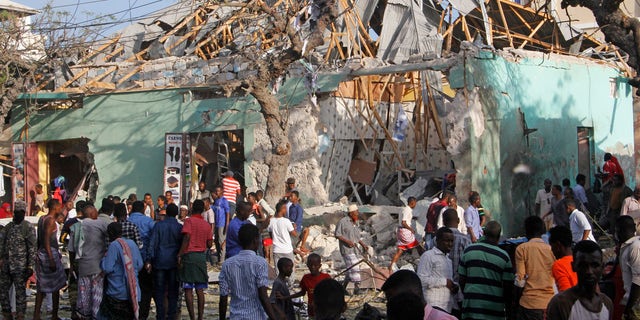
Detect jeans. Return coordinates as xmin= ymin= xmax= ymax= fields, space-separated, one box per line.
xmin=214 ymin=227 xmax=226 ymax=263
xmin=153 ymin=268 xmax=179 ymax=320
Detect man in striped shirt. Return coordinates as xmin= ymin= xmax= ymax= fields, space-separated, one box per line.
xmin=219 ymin=224 xmax=281 ymax=320
xmin=222 ymin=171 xmax=241 ymax=216
xmin=458 ymin=221 xmax=514 ymax=320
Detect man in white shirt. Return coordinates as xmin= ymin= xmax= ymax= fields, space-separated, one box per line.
xmin=417 ymin=227 xmax=458 ymax=313
xmin=621 ymin=187 xmax=640 ymax=217
xmin=389 ymin=197 xmax=424 ymax=272
xmin=567 ymin=199 xmax=595 ymax=243
xmin=536 ymin=179 xmax=554 ymax=229
xmin=268 ymin=201 xmax=297 ymax=272
xmin=615 ymin=215 xmax=640 ymax=319
xmin=437 ymin=195 xmax=467 ymax=234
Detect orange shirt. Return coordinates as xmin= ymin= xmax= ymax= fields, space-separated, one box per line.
xmin=552 ymin=255 xmax=577 ymax=292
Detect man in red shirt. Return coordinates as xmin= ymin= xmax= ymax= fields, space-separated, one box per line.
xmin=281 ymin=253 xmax=330 ymax=317
xmin=424 ymin=191 xmax=451 ymax=248
xmin=178 ymin=199 xmax=213 ymax=320
xmin=222 ymin=171 xmax=241 ymax=216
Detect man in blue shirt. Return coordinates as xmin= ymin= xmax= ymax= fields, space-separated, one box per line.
xmin=127 ymin=200 xmax=155 ymax=319
xmin=212 ymin=186 xmax=230 ymax=263
xmin=100 ymin=222 xmax=143 ymax=320
xmin=148 ymin=204 xmax=182 ymax=320
xmin=225 ymin=202 xmax=251 ymax=259
xmin=288 ymin=191 xmax=310 ymax=254
xmin=219 ymin=224 xmax=281 ymax=320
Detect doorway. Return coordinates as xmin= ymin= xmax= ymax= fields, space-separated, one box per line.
xmin=190 ymin=130 xmax=245 ymax=198
xmin=577 ymin=127 xmax=594 ymax=186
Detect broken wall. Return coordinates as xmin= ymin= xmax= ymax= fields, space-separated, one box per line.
xmin=453 ymin=49 xmax=635 ymax=235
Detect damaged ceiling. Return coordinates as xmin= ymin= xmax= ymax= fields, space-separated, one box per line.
xmin=31 ymin=0 xmax=629 ymax=94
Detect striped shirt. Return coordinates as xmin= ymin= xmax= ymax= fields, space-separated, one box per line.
xmin=219 ymin=250 xmax=270 ymax=320
xmin=222 ymin=177 xmax=241 ymax=203
xmin=458 ymin=241 xmax=515 ymax=320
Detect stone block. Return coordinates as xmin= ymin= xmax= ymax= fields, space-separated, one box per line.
xmin=192 ymin=68 xmax=203 ymax=77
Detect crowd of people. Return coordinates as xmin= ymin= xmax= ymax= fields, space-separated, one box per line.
xmin=0 ymin=151 xmax=638 ymax=320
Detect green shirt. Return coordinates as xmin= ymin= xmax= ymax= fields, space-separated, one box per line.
xmin=459 ymin=241 xmax=515 ymax=319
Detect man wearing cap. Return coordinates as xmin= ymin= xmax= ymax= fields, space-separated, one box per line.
xmin=222 ymin=171 xmax=241 ymax=217
xmin=335 ymin=204 xmax=368 ymax=294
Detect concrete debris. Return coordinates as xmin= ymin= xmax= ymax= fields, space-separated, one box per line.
xmin=301 ymin=204 xmax=421 ymax=270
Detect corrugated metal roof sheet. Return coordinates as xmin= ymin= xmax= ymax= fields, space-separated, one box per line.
xmin=0 ymin=0 xmax=37 ymax=16
xmin=376 ymin=0 xmax=443 ymax=64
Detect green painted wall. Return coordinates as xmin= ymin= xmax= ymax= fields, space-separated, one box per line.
xmin=459 ymin=52 xmax=634 ymax=236
xmin=12 ymin=89 xmax=264 ymax=202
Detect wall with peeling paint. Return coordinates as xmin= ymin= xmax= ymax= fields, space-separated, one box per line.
xmin=455 ymin=50 xmax=634 ymax=235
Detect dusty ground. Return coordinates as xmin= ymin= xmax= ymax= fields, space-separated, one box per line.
xmin=14 ymin=262 xmax=386 ymax=320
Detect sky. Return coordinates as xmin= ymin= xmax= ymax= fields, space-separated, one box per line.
xmin=18 ymin=0 xmax=177 ymax=36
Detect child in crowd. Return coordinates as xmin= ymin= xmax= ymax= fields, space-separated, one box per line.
xmin=284 ymin=253 xmax=331 ymax=317
xmin=255 ymin=190 xmax=274 ymax=264
xmin=270 ymin=258 xmax=298 ymax=320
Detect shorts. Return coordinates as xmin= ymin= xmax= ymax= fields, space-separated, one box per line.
xmin=182 ymin=282 xmax=208 ymax=290
xmin=262 ymin=238 xmax=273 ymax=247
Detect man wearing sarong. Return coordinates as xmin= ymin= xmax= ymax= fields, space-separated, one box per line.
xmin=178 ymin=200 xmax=212 ymax=320
xmin=335 ymin=204 xmax=368 ymax=295
xmin=389 ymin=197 xmax=425 ymax=272
xmin=34 ymin=199 xmax=67 ymax=320
xmin=100 ymin=222 xmax=143 ymax=320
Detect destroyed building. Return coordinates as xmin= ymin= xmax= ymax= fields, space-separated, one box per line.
xmin=9 ymin=0 xmax=637 ymax=236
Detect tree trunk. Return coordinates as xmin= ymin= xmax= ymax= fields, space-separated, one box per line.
xmin=251 ymin=80 xmax=291 ymax=204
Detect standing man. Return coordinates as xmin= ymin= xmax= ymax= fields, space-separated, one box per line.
xmin=458 ymin=221 xmax=514 ymax=320
xmin=143 ymin=193 xmax=155 ymax=220
xmin=69 ymin=205 xmax=109 ymax=319
xmin=0 ymin=202 xmax=35 ymax=320
xmin=219 ymin=224 xmax=281 ymax=320
xmin=149 ymin=203 xmax=183 ymax=320
xmin=442 ymin=209 xmax=471 ymax=283
xmin=100 ymin=222 xmax=144 ymax=320
xmin=212 ymin=186 xmax=230 ymax=264
xmin=548 ymin=226 xmax=578 ymax=292
xmin=34 ymin=199 xmax=67 ymax=320
xmin=225 ymin=202 xmax=251 ymax=259
xmin=192 ymin=181 xmax=211 ymax=203
xmin=390 ymin=197 xmax=424 ymax=271
xmin=573 ymin=174 xmax=589 ymax=209
xmin=335 ymin=204 xmax=368 ymax=295
xmin=437 ymin=194 xmax=467 ymax=234
xmin=514 ymin=216 xmax=555 ymax=320
xmin=621 ymin=186 xmax=640 ymax=216
xmin=543 ymin=185 xmax=567 ymax=228
xmin=546 ymin=240 xmax=613 ymax=319
xmin=535 ymin=179 xmax=554 ymax=229
xmin=567 ymin=199 xmax=596 ymax=243
xmin=607 ymin=174 xmax=634 ymax=233
xmin=268 ymin=201 xmax=297 ymax=269
xmin=288 ymin=191 xmax=310 ymax=254
xmin=113 ymin=203 xmax=143 ymax=249
xmin=127 ymin=200 xmax=155 ymax=320
xmin=178 ymin=199 xmax=212 ymax=320
xmin=615 ymin=215 xmax=640 ymax=319
xmin=222 ymin=171 xmax=241 ymax=217
xmin=417 ymin=227 xmax=457 ymax=313
xmin=465 ymin=191 xmax=483 ymax=243
xmin=425 ymin=192 xmax=450 ymax=248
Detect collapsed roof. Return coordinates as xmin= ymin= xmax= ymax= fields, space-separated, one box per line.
xmin=33 ymin=0 xmax=627 ymax=94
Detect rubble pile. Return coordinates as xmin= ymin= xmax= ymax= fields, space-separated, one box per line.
xmin=302 ymin=203 xmax=423 ymax=273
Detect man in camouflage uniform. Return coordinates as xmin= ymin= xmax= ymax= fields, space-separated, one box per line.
xmin=0 ymin=201 xmax=36 ymax=320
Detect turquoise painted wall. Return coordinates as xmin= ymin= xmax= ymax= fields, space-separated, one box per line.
xmin=11 ymin=89 xmax=264 ymax=202
xmin=460 ymin=52 xmax=634 ymax=236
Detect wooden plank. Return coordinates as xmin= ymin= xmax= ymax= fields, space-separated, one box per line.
xmin=496 ymin=0 xmax=514 ymax=47
xmin=423 ymin=73 xmax=447 ymax=149
xmin=510 ymin=7 xmax=533 ymax=31
xmin=494 ymin=29 xmax=552 ymax=49
xmin=461 ymin=16 xmax=473 ymax=42
xmin=518 ymin=19 xmax=547 ymax=49
xmin=116 ymin=63 xmax=148 ymax=85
